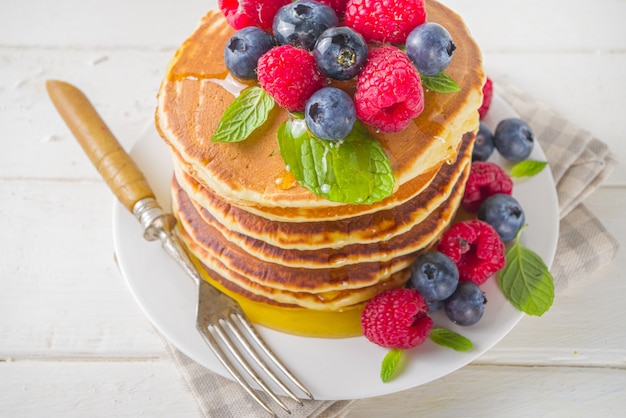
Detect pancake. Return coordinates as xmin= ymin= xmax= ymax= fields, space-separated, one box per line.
xmin=175 ymin=162 xmax=465 ymax=309
xmin=174 ymin=161 xmax=467 ymax=294
xmin=171 ymin=142 xmax=442 ymax=222
xmin=155 ymin=0 xmax=484 ymax=209
xmin=194 ymin=258 xmax=412 ymax=311
xmin=175 ymin=131 xmax=473 ymax=252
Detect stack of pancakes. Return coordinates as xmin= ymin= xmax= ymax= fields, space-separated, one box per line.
xmin=155 ymin=0 xmax=485 ymax=334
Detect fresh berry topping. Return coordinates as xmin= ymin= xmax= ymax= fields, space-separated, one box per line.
xmin=494 ymin=117 xmax=535 ymax=162
xmin=218 ymin=0 xmax=290 ymax=31
xmin=313 ymin=26 xmax=368 ymax=80
xmin=406 ymin=22 xmax=456 ymax=76
xmin=472 ymin=122 xmax=495 ymax=162
xmin=361 ymin=288 xmax=433 ymax=349
xmin=437 ymin=220 xmax=506 ymax=285
xmin=354 ymin=46 xmax=424 ymax=133
xmin=305 ymin=87 xmax=356 ymax=140
xmin=444 ymin=281 xmax=487 ymax=326
xmin=478 ymin=193 xmax=526 ymax=242
xmin=409 ymin=251 xmax=459 ymax=302
xmin=272 ymin=0 xmax=339 ymax=51
xmin=344 ymin=0 xmax=427 ymax=43
xmin=462 ymin=161 xmax=513 ymax=213
xmin=224 ymin=27 xmax=277 ymax=80
xmin=257 ymin=45 xmax=326 ymax=111
xmin=478 ymin=77 xmax=493 ymax=119
xmin=316 ymin=0 xmax=349 ymax=17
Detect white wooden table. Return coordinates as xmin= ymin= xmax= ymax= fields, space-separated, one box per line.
xmin=1 ymin=0 xmax=625 ymax=416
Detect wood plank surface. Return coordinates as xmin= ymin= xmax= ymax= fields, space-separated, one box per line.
xmin=1 ymin=0 xmax=624 ymax=417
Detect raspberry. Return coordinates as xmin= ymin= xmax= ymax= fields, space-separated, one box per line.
xmin=437 ymin=220 xmax=506 ymax=285
xmin=462 ymin=161 xmax=513 ymax=212
xmin=354 ymin=46 xmax=424 ymax=133
xmin=218 ymin=0 xmax=290 ymax=30
xmin=478 ymin=77 xmax=493 ymax=119
xmin=257 ymin=45 xmax=326 ymax=111
xmin=361 ymin=288 xmax=433 ymax=350
xmin=317 ymin=0 xmax=349 ymax=17
xmin=345 ymin=0 xmax=427 ymax=43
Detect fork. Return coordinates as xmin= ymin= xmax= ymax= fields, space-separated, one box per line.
xmin=46 ymin=79 xmax=314 ymax=417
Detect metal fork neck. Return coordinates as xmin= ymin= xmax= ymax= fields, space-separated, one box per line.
xmin=132 ymin=197 xmax=201 ymax=286
xmin=133 ymin=197 xmax=176 ymax=241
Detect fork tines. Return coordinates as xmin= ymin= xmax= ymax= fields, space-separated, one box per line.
xmin=196 ymin=281 xmax=314 ymax=417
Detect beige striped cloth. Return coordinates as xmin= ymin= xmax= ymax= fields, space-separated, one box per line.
xmin=496 ymin=80 xmax=619 ymax=291
xmin=160 ymin=81 xmax=619 ymax=417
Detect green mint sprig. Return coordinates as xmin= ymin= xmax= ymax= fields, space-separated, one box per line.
xmin=277 ymin=116 xmax=395 ymax=205
xmin=420 ymin=72 xmax=460 ymax=93
xmin=211 ymin=86 xmax=274 ymax=143
xmin=497 ymin=226 xmax=555 ymax=316
xmin=429 ymin=328 xmax=473 ymax=351
xmin=510 ymin=160 xmax=548 ymax=178
xmin=380 ymin=348 xmax=404 ymax=383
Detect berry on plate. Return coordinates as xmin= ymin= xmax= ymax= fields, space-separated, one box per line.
xmin=257 ymin=45 xmax=326 ymax=111
xmin=444 ymin=281 xmax=487 ymax=326
xmin=425 ymin=298 xmax=444 ymax=314
xmin=218 ymin=0 xmax=290 ymax=30
xmin=478 ymin=193 xmax=526 ymax=242
xmin=354 ymin=46 xmax=424 ymax=133
xmin=409 ymin=251 xmax=459 ymax=302
xmin=494 ymin=117 xmax=535 ymax=162
xmin=344 ymin=0 xmax=427 ymax=44
xmin=305 ymin=87 xmax=356 ymax=140
xmin=406 ymin=22 xmax=456 ymax=76
xmin=272 ymin=0 xmax=339 ymax=51
xmin=361 ymin=288 xmax=433 ymax=349
xmin=462 ymin=161 xmax=513 ymax=213
xmin=313 ymin=26 xmax=368 ymax=80
xmin=478 ymin=77 xmax=493 ymax=119
xmin=224 ymin=27 xmax=276 ymax=80
xmin=437 ymin=219 xmax=506 ymax=285
xmin=472 ymin=122 xmax=495 ymax=162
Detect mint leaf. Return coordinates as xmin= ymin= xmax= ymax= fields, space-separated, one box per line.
xmin=429 ymin=328 xmax=473 ymax=351
xmin=510 ymin=160 xmax=548 ymax=178
xmin=497 ymin=228 xmax=555 ymax=316
xmin=380 ymin=349 xmax=404 ymax=383
xmin=420 ymin=72 xmax=460 ymax=93
xmin=277 ymin=117 xmax=395 ymax=204
xmin=211 ymin=86 xmax=274 ymax=143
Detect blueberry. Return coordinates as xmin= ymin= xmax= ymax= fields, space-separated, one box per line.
xmin=313 ymin=27 xmax=368 ymax=80
xmin=405 ymin=22 xmax=456 ymax=76
xmin=472 ymin=122 xmax=495 ymax=161
xmin=305 ymin=87 xmax=356 ymax=140
xmin=425 ymin=298 xmax=444 ymax=314
xmin=494 ymin=118 xmax=534 ymax=162
xmin=273 ymin=0 xmax=339 ymax=51
xmin=409 ymin=251 xmax=459 ymax=302
xmin=478 ymin=193 xmax=525 ymax=242
xmin=444 ymin=281 xmax=487 ymax=326
xmin=223 ymin=27 xmax=276 ymax=80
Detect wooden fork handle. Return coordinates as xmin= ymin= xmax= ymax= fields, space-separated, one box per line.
xmin=46 ymin=79 xmax=154 ymax=213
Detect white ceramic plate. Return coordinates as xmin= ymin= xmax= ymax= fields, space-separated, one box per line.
xmin=112 ymin=95 xmax=559 ymax=400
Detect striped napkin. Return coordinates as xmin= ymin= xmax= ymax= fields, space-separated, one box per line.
xmin=495 ymin=80 xmax=619 ymax=291
xmin=159 ymin=81 xmax=618 ymax=417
